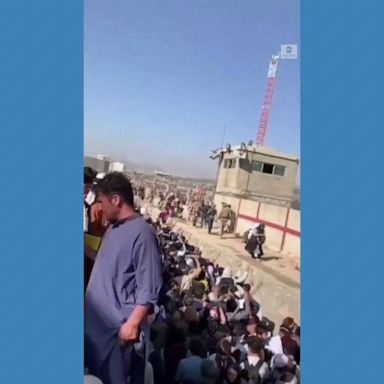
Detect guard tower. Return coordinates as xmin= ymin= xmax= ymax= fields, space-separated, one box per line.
xmin=211 ymin=143 xmax=299 ymax=207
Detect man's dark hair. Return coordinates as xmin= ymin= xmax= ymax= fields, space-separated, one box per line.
xmin=84 ymin=167 xmax=96 ymax=184
xmin=188 ymin=338 xmax=206 ymax=357
xmin=232 ymin=321 xmax=247 ymax=338
xmin=229 ymin=285 xmax=237 ymax=294
xmin=178 ymin=260 xmax=187 ymax=270
xmin=197 ymin=270 xmax=206 ymax=281
xmin=192 ymin=284 xmax=205 ymax=300
xmin=167 ymin=326 xmax=186 ymax=346
xmin=97 ymin=172 xmax=134 ymax=207
xmin=247 ymin=336 xmax=264 ymax=354
xmin=243 ymin=284 xmax=251 ymax=292
xmin=256 ymin=323 xmax=269 ymax=336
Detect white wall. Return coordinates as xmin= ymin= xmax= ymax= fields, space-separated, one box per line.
xmin=109 ymin=161 xmax=125 ymax=172
xmin=232 ymin=195 xmax=301 ymax=258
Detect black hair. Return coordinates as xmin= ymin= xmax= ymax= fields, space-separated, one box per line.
xmin=247 ymin=336 xmax=264 ymax=354
xmin=256 ymin=323 xmax=269 ymax=335
xmin=168 ymin=326 xmax=186 ymax=345
xmin=280 ymin=372 xmax=295 ymax=383
xmin=243 ymin=284 xmax=251 ymax=292
xmin=197 ymin=270 xmax=206 ymax=280
xmin=189 ymin=338 xmax=206 ymax=357
xmin=232 ymin=349 xmax=242 ymax=363
xmin=97 ymin=172 xmax=134 ymax=207
xmin=232 ymin=321 xmax=247 ymax=337
xmin=189 ymin=321 xmax=201 ymax=335
xmin=178 ymin=260 xmax=187 ymax=270
xmin=192 ymin=284 xmax=205 ymax=300
xmin=84 ymin=167 xmax=96 ymax=184
xmin=229 ymin=285 xmax=237 ymax=294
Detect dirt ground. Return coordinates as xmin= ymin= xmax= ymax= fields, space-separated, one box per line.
xmin=174 ymin=220 xmax=301 ymax=285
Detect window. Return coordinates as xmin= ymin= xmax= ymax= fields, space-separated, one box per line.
xmin=273 ymin=165 xmax=285 ymax=176
xmin=251 ymin=160 xmax=285 ymax=177
xmin=251 ymin=161 xmax=263 ymax=172
xmin=262 ymin=163 xmax=274 ymax=174
xmin=223 ymin=158 xmax=237 ymax=169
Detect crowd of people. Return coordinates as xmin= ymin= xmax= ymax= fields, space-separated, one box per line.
xmin=142 ymin=224 xmax=300 ymax=384
xmin=84 ymin=168 xmax=300 ymax=384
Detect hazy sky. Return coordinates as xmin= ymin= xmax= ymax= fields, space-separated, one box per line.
xmin=84 ymin=0 xmax=300 ymax=178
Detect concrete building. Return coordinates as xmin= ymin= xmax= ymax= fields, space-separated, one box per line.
xmin=211 ymin=144 xmax=299 ymax=207
xmin=109 ymin=161 xmax=125 ymax=172
xmin=84 ymin=155 xmax=110 ymax=173
xmin=210 ymin=144 xmax=301 ymax=258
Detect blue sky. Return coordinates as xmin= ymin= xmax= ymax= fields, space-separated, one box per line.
xmin=84 ymin=0 xmax=300 ymax=178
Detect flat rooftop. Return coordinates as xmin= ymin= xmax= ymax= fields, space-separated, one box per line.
xmin=213 ymin=145 xmax=299 ymax=162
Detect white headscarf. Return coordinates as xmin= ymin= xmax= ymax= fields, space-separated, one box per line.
xmin=271 ymin=353 xmax=289 ymax=369
xmin=249 ymin=223 xmax=259 ymax=238
xmin=186 ymin=258 xmax=195 ymax=268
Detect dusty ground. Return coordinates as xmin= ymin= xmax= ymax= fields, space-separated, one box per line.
xmin=174 ymin=220 xmax=300 ymax=285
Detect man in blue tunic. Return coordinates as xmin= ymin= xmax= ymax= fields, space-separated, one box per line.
xmin=85 ymin=172 xmax=162 ymax=384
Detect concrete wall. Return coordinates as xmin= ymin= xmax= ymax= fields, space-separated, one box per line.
xmin=215 ymin=193 xmax=300 ymax=258
xmin=283 ymin=234 xmax=300 ymax=259
xmin=239 ymin=199 xmax=259 ymax=217
xmin=258 ymin=204 xmax=287 ymax=226
xmin=215 ymin=151 xmax=298 ymax=201
xmin=236 ymin=215 xmax=256 ymax=237
xmin=216 ymin=153 xmax=243 ymax=194
xmin=287 ymin=209 xmax=300 ymax=232
xmin=213 ymin=194 xmax=241 ymax=220
xmin=246 ymin=152 xmax=298 ymax=200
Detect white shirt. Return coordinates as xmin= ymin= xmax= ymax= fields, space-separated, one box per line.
xmin=84 ymin=206 xmax=88 ymax=232
xmin=266 ymin=335 xmax=283 ymax=355
xmin=84 ymin=190 xmax=96 ymax=232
